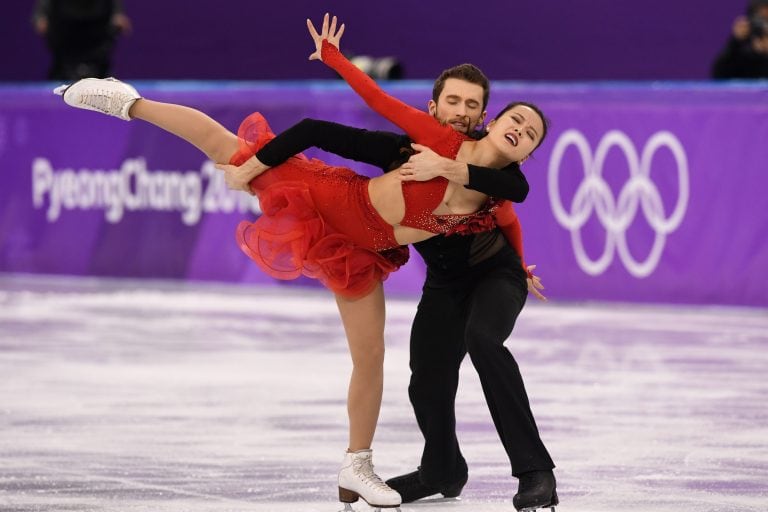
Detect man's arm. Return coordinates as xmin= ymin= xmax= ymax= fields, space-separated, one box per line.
xmin=467 ymin=164 xmax=529 ymax=202
xmin=256 ymin=118 xmax=409 ymax=172
xmin=218 ymin=118 xmax=411 ymax=192
xmin=398 ymin=144 xmax=529 ymax=202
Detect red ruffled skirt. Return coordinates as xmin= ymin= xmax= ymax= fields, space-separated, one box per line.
xmin=229 ymin=112 xmax=409 ymax=299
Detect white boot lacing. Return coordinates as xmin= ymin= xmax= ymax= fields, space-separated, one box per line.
xmin=352 ymin=454 xmax=395 ymax=494
xmin=76 ymin=89 xmax=134 ymax=117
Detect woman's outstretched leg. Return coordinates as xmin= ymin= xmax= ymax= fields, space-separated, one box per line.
xmin=56 ymin=78 xmax=239 ymax=164
xmin=129 ymin=99 xmax=239 ymax=164
xmin=334 ymin=284 xmax=401 ymax=507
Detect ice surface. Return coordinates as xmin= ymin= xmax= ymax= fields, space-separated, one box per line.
xmin=1 ymin=275 xmax=766 ymax=512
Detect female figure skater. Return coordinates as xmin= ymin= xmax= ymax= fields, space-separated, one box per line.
xmin=54 ymin=14 xmax=547 ymax=510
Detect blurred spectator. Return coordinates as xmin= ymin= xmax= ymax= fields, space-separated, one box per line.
xmin=712 ymin=0 xmax=768 ymax=78
xmin=33 ymin=0 xmax=132 ymax=81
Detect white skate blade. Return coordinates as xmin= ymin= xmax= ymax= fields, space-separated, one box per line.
xmin=338 ymin=502 xmax=402 ymax=511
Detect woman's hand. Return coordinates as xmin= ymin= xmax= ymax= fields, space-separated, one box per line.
xmin=526 ymin=265 xmax=548 ymax=302
xmin=307 ymin=13 xmax=346 ymax=61
xmin=215 ymin=155 xmax=270 ymax=194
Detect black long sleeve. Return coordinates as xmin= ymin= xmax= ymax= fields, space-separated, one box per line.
xmin=466 ymin=164 xmax=529 ymax=203
xmin=256 ymin=118 xmax=529 ymax=202
xmin=256 ymin=118 xmax=409 ymax=172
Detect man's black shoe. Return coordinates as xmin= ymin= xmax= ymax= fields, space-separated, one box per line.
xmin=385 ymin=469 xmax=467 ymax=503
xmin=513 ymin=470 xmax=558 ymax=511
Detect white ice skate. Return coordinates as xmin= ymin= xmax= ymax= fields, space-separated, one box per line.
xmin=53 ymin=77 xmax=140 ymax=121
xmin=338 ymin=449 xmax=401 ymax=511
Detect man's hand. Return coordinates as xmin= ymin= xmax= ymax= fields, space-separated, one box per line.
xmin=307 ymin=13 xmax=345 ymax=61
xmin=214 ymin=155 xmax=270 ymax=194
xmin=398 ymin=143 xmax=469 ymax=184
xmin=526 ymin=265 xmax=548 ymax=302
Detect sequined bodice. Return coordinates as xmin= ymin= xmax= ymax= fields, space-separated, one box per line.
xmin=322 ymin=40 xmax=501 ymax=236
xmin=399 ymin=129 xmax=496 ymax=235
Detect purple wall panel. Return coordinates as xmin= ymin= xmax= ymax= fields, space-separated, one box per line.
xmin=2 ymin=1 xmax=747 ymax=81
xmin=1 ymin=81 xmax=767 ymax=306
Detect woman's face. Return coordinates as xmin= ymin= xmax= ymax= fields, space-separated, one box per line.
xmin=486 ymin=105 xmax=544 ymax=163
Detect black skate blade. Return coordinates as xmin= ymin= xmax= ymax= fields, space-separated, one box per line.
xmin=410 ymin=495 xmax=462 ymax=504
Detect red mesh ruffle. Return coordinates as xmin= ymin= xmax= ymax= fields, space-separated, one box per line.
xmin=229 ymin=112 xmax=408 ymax=298
xmin=236 ymin=182 xmax=408 ymax=299
xmin=228 ymin=111 xmax=276 ymax=166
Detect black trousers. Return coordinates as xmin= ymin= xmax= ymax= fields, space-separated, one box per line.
xmin=408 ymin=249 xmax=555 ymax=485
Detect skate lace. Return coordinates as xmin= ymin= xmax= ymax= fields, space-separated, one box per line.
xmin=353 ymin=456 xmax=393 ymax=492
xmin=79 ymin=90 xmax=132 ymax=116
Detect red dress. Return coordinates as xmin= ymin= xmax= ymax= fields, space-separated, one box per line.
xmin=317 ymin=41 xmax=529 ymax=272
xmin=229 ymin=43 xmax=528 ymax=298
xmin=229 ymin=114 xmax=408 ymax=299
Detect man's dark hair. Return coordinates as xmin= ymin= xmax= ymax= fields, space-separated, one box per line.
xmin=432 ymin=64 xmax=490 ymax=110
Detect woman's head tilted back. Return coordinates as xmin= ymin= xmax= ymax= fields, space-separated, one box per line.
xmin=485 ymin=102 xmax=549 ymax=164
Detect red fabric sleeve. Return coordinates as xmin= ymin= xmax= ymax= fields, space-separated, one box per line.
xmin=321 ymin=40 xmax=451 ymax=154
xmin=494 ymin=201 xmax=531 ymax=277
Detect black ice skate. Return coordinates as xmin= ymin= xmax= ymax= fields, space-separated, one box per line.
xmin=385 ymin=468 xmax=467 ymax=502
xmin=513 ymin=470 xmax=558 ymax=511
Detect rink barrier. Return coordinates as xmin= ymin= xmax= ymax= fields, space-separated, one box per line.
xmin=1 ymin=81 xmax=766 ymax=306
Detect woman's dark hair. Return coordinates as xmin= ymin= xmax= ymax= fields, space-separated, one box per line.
xmin=493 ymin=101 xmax=549 ymax=151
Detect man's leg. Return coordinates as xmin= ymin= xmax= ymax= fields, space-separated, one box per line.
xmin=410 ymin=285 xmax=469 ymax=484
xmin=464 ymin=266 xmax=557 ymax=510
xmin=465 ymin=268 xmax=555 ymax=474
xmin=386 ymin=284 xmax=469 ymax=501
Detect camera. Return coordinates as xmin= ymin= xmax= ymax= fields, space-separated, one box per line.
xmin=749 ymin=16 xmax=768 ymax=38
xmin=349 ymin=55 xmax=404 ymax=80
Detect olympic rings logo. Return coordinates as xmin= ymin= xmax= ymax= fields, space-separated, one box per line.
xmin=547 ymin=129 xmax=689 ymax=277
